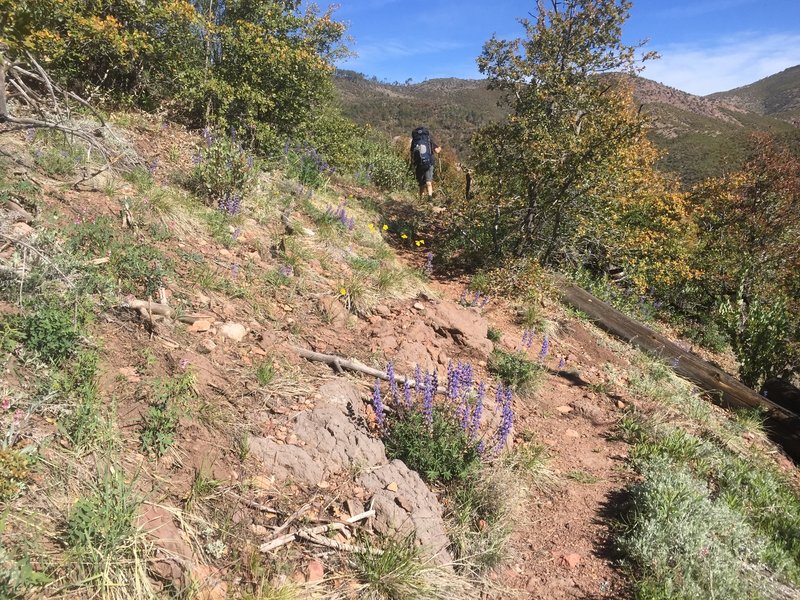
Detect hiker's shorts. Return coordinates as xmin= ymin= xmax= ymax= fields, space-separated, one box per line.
xmin=415 ymin=164 xmax=434 ymax=185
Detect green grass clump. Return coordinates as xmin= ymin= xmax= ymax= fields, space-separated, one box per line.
xmin=255 ymin=360 xmax=275 ymax=386
xmin=64 ymin=470 xmax=153 ymax=599
xmin=139 ymin=372 xmax=194 ymax=457
xmin=110 ymin=242 xmax=170 ymax=297
xmin=487 ymin=327 xmax=503 ymax=343
xmin=488 ymin=349 xmax=544 ymax=393
xmin=21 ymin=304 xmax=80 ymax=365
xmin=384 ymin=407 xmax=480 ymax=485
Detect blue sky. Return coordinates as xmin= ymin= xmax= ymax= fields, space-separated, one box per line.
xmin=334 ymin=0 xmax=800 ymax=95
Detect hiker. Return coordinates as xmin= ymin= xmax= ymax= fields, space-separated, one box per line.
xmin=410 ymin=126 xmax=441 ymax=199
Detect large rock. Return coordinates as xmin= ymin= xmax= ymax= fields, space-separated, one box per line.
xmin=427 ymin=301 xmax=493 ymax=355
xmin=250 ymin=380 xmax=386 ymax=487
xmin=357 ymin=460 xmax=452 ymax=564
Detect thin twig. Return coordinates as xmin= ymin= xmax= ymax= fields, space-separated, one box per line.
xmin=259 ymin=510 xmax=375 ymax=553
xmin=0 ymin=232 xmax=72 ymax=286
xmin=299 ymin=531 xmax=383 ymax=555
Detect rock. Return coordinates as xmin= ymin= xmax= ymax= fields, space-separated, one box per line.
xmin=564 ymin=429 xmax=580 ymax=438
xmin=357 ymin=460 xmax=452 ymax=565
xmin=413 ymin=302 xmax=425 ymax=311
xmin=250 ymin=402 xmax=387 ymax=487
xmin=250 ymin=524 xmax=268 ymax=536
xmin=306 ymin=560 xmax=325 ymax=583
xmin=318 ymin=296 xmax=349 ymax=326
xmin=555 ymin=405 xmax=573 ymax=414
xmin=190 ymin=565 xmax=228 ymax=600
xmin=616 ymin=400 xmax=626 ymax=409
xmin=137 ymin=505 xmax=197 ymax=590
xmin=220 ymin=322 xmax=247 ymax=342
xmin=197 ymin=339 xmax=216 ymax=354
xmin=195 ymin=293 xmax=211 ymax=307
xmin=347 ymin=498 xmax=366 ymax=519
xmin=427 ymin=301 xmax=493 ymax=355
xmin=385 ymin=481 xmax=398 ymax=492
xmin=375 ymin=304 xmax=391 ymax=316
xmin=10 ymin=222 xmax=34 ymax=239
xmin=561 ymin=553 xmax=582 ymax=569
xmin=188 ymin=319 xmax=213 ymax=333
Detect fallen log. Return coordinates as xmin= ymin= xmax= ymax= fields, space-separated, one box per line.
xmin=555 ymin=277 xmax=800 ymax=462
xmin=119 ymin=298 xmax=214 ymax=325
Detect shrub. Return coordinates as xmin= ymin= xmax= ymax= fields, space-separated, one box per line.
xmin=109 ymin=242 xmax=169 ymax=297
xmin=139 ymin=371 xmax=194 ymax=457
xmin=192 ymin=129 xmax=256 ymax=211
xmin=488 ymin=349 xmax=544 ymax=393
xmin=384 ymin=406 xmax=480 ymax=485
xmin=0 ymin=448 xmax=30 ymax=501
xmin=33 ymin=143 xmax=84 ymax=178
xmin=22 ymin=304 xmax=79 ymax=365
xmin=284 ymin=142 xmax=333 ymax=189
xmin=66 ymin=216 xmax=116 ymax=255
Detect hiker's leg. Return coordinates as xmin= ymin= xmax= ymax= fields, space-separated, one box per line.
xmin=425 ymin=181 xmax=433 ymax=198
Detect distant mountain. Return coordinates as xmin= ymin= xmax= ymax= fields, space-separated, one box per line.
xmin=334 ymin=68 xmax=800 ymax=186
xmin=627 ymin=74 xmax=800 ymax=184
xmin=708 ymin=65 xmax=800 ymax=126
xmin=333 ymin=70 xmax=507 ymax=158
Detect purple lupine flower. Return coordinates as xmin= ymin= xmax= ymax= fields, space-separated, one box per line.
xmin=477 ymin=440 xmax=486 ymax=456
xmin=447 ymin=361 xmax=459 ymax=401
xmin=430 ymin=369 xmax=438 ymax=399
xmin=459 ymin=289 xmax=468 ymax=305
xmin=470 ymin=382 xmax=485 ymax=438
xmin=479 ymin=295 xmax=490 ymax=308
xmin=459 ymin=363 xmax=474 ymax=394
xmin=423 ymin=371 xmax=434 ymax=427
xmin=403 ymin=378 xmax=412 ymax=408
xmin=202 ymin=127 xmax=213 ymax=147
xmin=522 ymin=329 xmax=535 ymax=350
xmin=231 ymin=227 xmax=241 ymax=240
xmin=472 ymin=291 xmax=481 ymax=307
xmin=495 ymin=382 xmax=505 ymax=408
xmin=459 ymin=396 xmax=471 ymax=432
xmin=373 ymin=379 xmax=385 ymax=429
xmin=386 ymin=361 xmax=398 ymax=405
xmin=494 ymin=391 xmax=514 ymax=454
xmin=424 ymin=252 xmax=433 ymax=276
xmin=179 ymin=358 xmax=190 ymax=371
xmin=148 ymin=159 xmax=159 ymax=175
xmin=279 ymin=265 xmax=293 ymax=277
xmin=558 ymin=356 xmax=566 ymax=370
xmin=231 ymin=263 xmax=240 ymax=278
xmin=538 ymin=335 xmax=550 ymax=360
xmin=414 ymin=364 xmax=422 ymax=397
xmin=25 ymin=128 xmax=35 ymax=142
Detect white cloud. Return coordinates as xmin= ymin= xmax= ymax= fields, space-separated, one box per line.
xmin=642 ymin=33 xmax=800 ymax=95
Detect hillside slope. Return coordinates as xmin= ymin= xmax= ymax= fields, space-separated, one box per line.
xmin=709 ymin=64 xmax=800 ymax=126
xmin=336 ymin=70 xmax=800 ymax=185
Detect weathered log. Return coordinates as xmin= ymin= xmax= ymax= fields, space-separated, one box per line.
xmin=556 ymin=277 xmax=800 ymax=462
xmin=119 ymin=298 xmax=214 ymax=325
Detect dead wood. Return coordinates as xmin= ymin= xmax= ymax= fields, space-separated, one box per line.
xmin=294 ymin=346 xmax=446 ymax=393
xmin=0 ymin=232 xmax=72 ymax=286
xmin=120 ymin=298 xmax=215 ymax=325
xmin=259 ymin=510 xmax=375 ymax=553
xmin=555 ymin=276 xmax=800 ymax=462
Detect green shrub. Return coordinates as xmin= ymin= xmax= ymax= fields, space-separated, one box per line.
xmin=255 ymin=360 xmax=275 ymax=386
xmin=22 ymin=304 xmax=79 ymax=365
xmin=33 ymin=143 xmax=83 ymax=178
xmin=139 ymin=399 xmax=179 ymax=458
xmin=109 ymin=242 xmax=169 ymax=297
xmin=0 ymin=449 xmax=30 ymax=501
xmin=366 ymin=143 xmax=410 ymax=192
xmin=191 ymin=130 xmax=256 ymax=209
xmin=487 ymin=327 xmax=503 ymax=343
xmin=0 ymin=545 xmax=50 ymax=599
xmin=488 ymin=349 xmax=544 ymax=393
xmin=384 ymin=407 xmax=480 ymax=485
xmin=66 ymin=216 xmax=116 ymax=255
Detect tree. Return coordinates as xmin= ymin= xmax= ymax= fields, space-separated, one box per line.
xmin=688 ymin=133 xmax=800 ymax=387
xmin=468 ymin=0 xmax=670 ymax=277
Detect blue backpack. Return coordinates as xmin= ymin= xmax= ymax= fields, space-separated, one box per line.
xmin=411 ymin=127 xmax=433 ymax=170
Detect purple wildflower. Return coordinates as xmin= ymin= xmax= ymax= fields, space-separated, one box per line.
xmin=403 ymin=378 xmax=412 ymax=408
xmin=430 ymin=369 xmax=438 ymax=398
xmin=495 ymin=382 xmax=505 ymax=408
xmin=424 ymin=252 xmax=433 ymax=276
xmin=279 ymin=265 xmax=293 ymax=277
xmin=459 ymin=363 xmax=474 ymax=393
xmin=148 ymin=159 xmax=159 ymax=175
xmin=231 ymin=263 xmax=240 ymax=278
xmin=470 ymin=382 xmax=485 ymax=437
xmin=387 ymin=361 xmax=398 ymax=405
xmin=179 ymin=358 xmax=189 ymax=371
xmin=414 ymin=364 xmax=422 ymax=396
xmin=538 ymin=335 xmax=550 ymax=360
xmin=479 ymin=295 xmax=490 ymax=308
xmin=1 ymin=397 xmax=10 ymax=411
xmin=423 ymin=371 xmax=434 ymax=427
xmin=459 ymin=396 xmax=471 ymax=432
xmin=373 ymin=379 xmax=385 ymax=429
xmin=472 ymin=291 xmax=481 ymax=307
xmin=25 ymin=128 xmax=35 ymax=142
xmin=494 ymin=390 xmax=514 ymax=454
xmin=477 ymin=440 xmax=486 ymax=456
xmin=521 ymin=329 xmax=535 ymax=350
xmin=558 ymin=356 xmax=566 ymax=370
xmin=459 ymin=289 xmax=468 ymax=305
xmin=447 ymin=361 xmax=459 ymax=401
xmin=231 ymin=227 xmax=241 ymax=240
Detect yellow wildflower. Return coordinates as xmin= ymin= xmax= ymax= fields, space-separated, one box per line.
xmin=368 ymin=223 xmax=375 ymax=230
xmin=401 ymin=233 xmax=408 ymax=239
xmin=415 ymin=239 xmax=425 ymax=246
xmin=339 ymin=287 xmax=347 ymax=296
xmin=382 ymin=224 xmax=388 ymax=231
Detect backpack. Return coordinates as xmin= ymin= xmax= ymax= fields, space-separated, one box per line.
xmin=411 ymin=127 xmax=433 ymax=170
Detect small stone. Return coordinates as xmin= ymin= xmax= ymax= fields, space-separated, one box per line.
xmin=10 ymin=222 xmax=34 ymax=238
xmin=306 ymin=560 xmax=324 ymax=583
xmin=375 ymin=305 xmax=391 ymax=316
xmin=565 ymin=429 xmax=580 ymax=438
xmin=188 ymin=319 xmax=213 ymax=333
xmin=248 ymin=475 xmax=273 ymax=491
xmin=250 ymin=524 xmax=268 ymax=536
xmin=198 ymin=339 xmax=216 ymax=354
xmin=317 ymin=480 xmax=330 ymax=489
xmin=413 ymin=302 xmax=425 ymax=311
xmin=561 ymin=553 xmax=582 ymax=569
xmin=385 ymin=481 xmax=398 ymax=492
xmin=232 ymin=510 xmax=246 ymax=525
xmin=616 ymin=400 xmax=626 ymax=409
xmin=221 ymin=322 xmax=247 ymax=342
xmin=556 ymin=405 xmax=573 ymax=414
xmin=196 ymin=293 xmax=211 ymax=307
